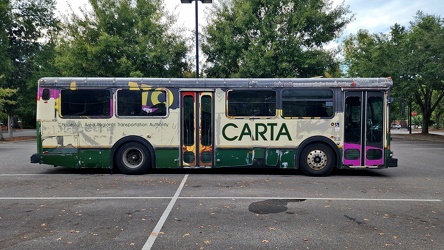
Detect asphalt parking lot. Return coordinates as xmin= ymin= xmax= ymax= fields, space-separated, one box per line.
xmin=0 ymin=137 xmax=443 ymax=249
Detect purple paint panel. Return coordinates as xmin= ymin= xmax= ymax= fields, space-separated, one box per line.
xmin=343 ymin=142 xmax=361 ymax=166
xmin=109 ymin=99 xmax=113 ymax=117
xmin=38 ymin=87 xmax=60 ymax=99
xmin=343 ymin=143 xmax=384 ymax=166
xmin=365 ymin=145 xmax=384 ymax=166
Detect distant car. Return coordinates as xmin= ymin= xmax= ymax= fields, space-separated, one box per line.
xmin=391 ymin=124 xmax=401 ymax=129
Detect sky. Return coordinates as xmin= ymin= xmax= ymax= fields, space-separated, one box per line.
xmin=339 ymin=0 xmax=444 ymax=35
xmin=56 ymin=0 xmax=444 ymax=38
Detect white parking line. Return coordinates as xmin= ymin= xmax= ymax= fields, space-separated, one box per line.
xmin=0 ymin=174 xmax=49 ymax=176
xmin=141 ymin=174 xmax=189 ymax=250
xmin=178 ymin=197 xmax=443 ymax=202
xmin=0 ymin=197 xmax=441 ymax=202
xmin=0 ymin=197 xmax=175 ymax=200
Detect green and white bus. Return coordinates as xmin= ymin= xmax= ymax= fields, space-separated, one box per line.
xmin=30 ymin=77 xmax=398 ymax=176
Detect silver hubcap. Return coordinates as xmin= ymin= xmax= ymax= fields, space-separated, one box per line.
xmin=306 ymin=149 xmax=328 ymax=171
xmin=123 ymin=147 xmax=143 ymax=169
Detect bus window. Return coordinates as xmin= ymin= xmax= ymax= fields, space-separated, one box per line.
xmin=367 ymin=96 xmax=383 ymax=143
xmin=344 ymin=96 xmax=361 ymax=143
xmin=227 ymin=90 xmax=276 ymax=117
xmin=60 ymin=89 xmax=111 ymax=117
xmin=282 ymin=89 xmax=333 ymax=118
xmin=183 ymin=95 xmax=195 ymax=147
xmin=117 ymin=89 xmax=167 ymax=117
xmin=201 ymin=95 xmax=212 ymax=146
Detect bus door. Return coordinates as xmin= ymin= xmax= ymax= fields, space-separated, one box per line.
xmin=180 ymin=91 xmax=214 ymax=168
xmin=344 ymin=91 xmax=384 ymax=167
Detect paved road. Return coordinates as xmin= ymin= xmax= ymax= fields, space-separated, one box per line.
xmin=0 ymin=138 xmax=442 ymax=249
xmin=0 ymin=129 xmax=36 ymax=138
xmin=391 ymin=127 xmax=444 ymax=136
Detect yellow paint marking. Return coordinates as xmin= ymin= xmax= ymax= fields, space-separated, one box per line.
xmin=70 ymin=82 xmax=77 ymax=90
xmin=128 ymin=81 xmax=139 ymax=90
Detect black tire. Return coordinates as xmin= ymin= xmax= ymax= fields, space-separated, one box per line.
xmin=115 ymin=142 xmax=151 ymax=175
xmin=299 ymin=143 xmax=335 ymax=176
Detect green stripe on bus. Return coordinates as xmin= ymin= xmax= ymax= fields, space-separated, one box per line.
xmin=155 ymin=148 xmax=180 ymax=169
xmin=41 ymin=148 xmax=111 ymax=169
xmin=216 ymin=148 xmax=253 ymax=167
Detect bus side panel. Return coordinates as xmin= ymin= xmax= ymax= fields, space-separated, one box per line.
xmin=215 ymin=148 xmax=253 ymax=167
xmin=40 ymin=154 xmax=79 ymax=168
xmin=79 ymin=149 xmax=110 ymax=168
xmin=155 ymin=148 xmax=180 ymax=169
xmin=36 ymin=88 xmax=59 ymax=120
xmin=276 ymin=149 xmax=296 ymax=169
xmin=265 ymin=149 xmax=296 ymax=169
xmin=265 ymin=149 xmax=278 ymax=166
xmin=215 ymin=148 xmax=296 ymax=168
xmin=38 ymin=149 xmax=111 ymax=169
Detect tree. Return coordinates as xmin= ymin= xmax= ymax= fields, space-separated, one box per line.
xmin=56 ymin=0 xmax=190 ymax=77
xmin=0 ymin=0 xmax=11 ymax=77
xmin=403 ymin=12 xmax=444 ymax=134
xmin=434 ymin=100 xmax=444 ymax=129
xmin=0 ymin=87 xmax=17 ymax=140
xmin=1 ymin=0 xmax=60 ymax=129
xmin=342 ymin=30 xmax=393 ymax=77
xmin=202 ymin=0 xmax=353 ymax=78
xmin=342 ymin=27 xmax=408 ymax=122
xmin=342 ymin=12 xmax=444 ymax=134
xmin=0 ymin=0 xmax=11 ymax=138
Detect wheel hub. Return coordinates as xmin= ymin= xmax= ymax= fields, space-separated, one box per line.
xmin=124 ymin=148 xmax=143 ymax=168
xmin=131 ymin=154 xmax=139 ymax=161
xmin=306 ymin=150 xmax=327 ymax=170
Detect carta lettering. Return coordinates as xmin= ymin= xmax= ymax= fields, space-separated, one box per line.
xmin=222 ymin=123 xmax=292 ymax=141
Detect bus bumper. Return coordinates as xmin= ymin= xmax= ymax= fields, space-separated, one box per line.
xmin=30 ymin=153 xmax=41 ymax=164
xmin=387 ymin=157 xmax=398 ymax=167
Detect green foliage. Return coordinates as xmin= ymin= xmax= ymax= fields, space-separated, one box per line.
xmin=433 ymin=90 xmax=444 ymax=128
xmin=0 ymin=0 xmax=12 ymax=81
xmin=343 ymin=30 xmax=393 ymax=77
xmin=56 ymin=0 xmax=190 ymax=77
xmin=0 ymin=87 xmax=17 ymax=124
xmin=202 ymin=0 xmax=353 ymax=78
xmin=342 ymin=12 xmax=444 ymax=134
xmin=0 ymin=87 xmax=17 ymax=105
xmin=0 ymin=0 xmax=59 ymax=128
xmin=403 ymin=13 xmax=444 ymax=133
xmin=0 ymin=0 xmax=12 ymax=125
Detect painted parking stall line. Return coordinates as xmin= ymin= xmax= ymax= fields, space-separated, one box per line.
xmin=177 ymin=197 xmax=442 ymax=202
xmin=141 ymin=174 xmax=189 ymax=250
xmin=0 ymin=197 xmax=440 ymax=202
xmin=0 ymin=197 xmax=173 ymax=200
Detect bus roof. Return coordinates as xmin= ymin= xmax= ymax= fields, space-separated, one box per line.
xmin=38 ymin=77 xmax=393 ymax=89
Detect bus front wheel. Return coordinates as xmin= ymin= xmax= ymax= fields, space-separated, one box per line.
xmin=299 ymin=143 xmax=335 ymax=176
xmin=115 ymin=142 xmax=151 ymax=175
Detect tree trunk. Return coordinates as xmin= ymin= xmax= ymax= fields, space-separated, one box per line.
xmin=8 ymin=115 xmax=13 ymax=138
xmin=437 ymin=113 xmax=442 ymax=129
xmin=422 ymin=109 xmax=430 ymax=134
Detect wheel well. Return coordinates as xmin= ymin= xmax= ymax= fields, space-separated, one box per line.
xmin=110 ymin=136 xmax=156 ymax=170
xmin=296 ymin=136 xmax=340 ymax=169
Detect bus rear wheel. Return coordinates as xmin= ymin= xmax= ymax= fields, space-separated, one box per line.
xmin=115 ymin=142 xmax=151 ymax=175
xmin=300 ymin=143 xmax=335 ymax=176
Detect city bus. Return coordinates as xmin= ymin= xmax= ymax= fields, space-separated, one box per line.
xmin=30 ymin=77 xmax=398 ymax=176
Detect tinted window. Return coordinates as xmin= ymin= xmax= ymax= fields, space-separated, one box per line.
xmin=345 ymin=96 xmax=361 ymax=143
xmin=117 ymin=89 xmax=167 ymax=117
xmin=61 ymin=89 xmax=111 ymax=117
xmin=282 ymin=89 xmax=333 ymax=118
xmin=227 ymin=90 xmax=276 ymax=117
xmin=42 ymin=89 xmax=50 ymax=100
xmin=183 ymin=95 xmax=194 ymax=146
xmin=367 ymin=96 xmax=383 ymax=143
